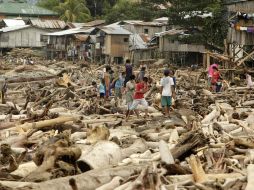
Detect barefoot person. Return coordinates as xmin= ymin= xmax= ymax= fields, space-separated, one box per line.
xmin=126 ymin=77 xmax=149 ymax=121
xmin=125 ymin=75 xmax=136 ymax=118
xmin=160 ymin=69 xmax=176 ymax=117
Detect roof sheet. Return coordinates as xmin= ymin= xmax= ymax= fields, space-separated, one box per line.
xmin=83 ymin=20 xmax=105 ymax=27
xmin=3 ymin=19 xmax=26 ymax=27
xmin=0 ymin=25 xmax=30 ymax=32
xmin=129 ymin=33 xmax=147 ymax=50
xmin=0 ymin=1 xmax=57 ymax=16
xmin=132 ymin=21 xmax=167 ymax=26
xmin=155 ymin=29 xmax=186 ymax=36
xmin=30 ymin=19 xmax=66 ymax=29
xmin=45 ymin=27 xmax=95 ymax=36
xmin=101 ymin=27 xmax=132 ymax=35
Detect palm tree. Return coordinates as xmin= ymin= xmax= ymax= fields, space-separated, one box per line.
xmin=55 ymin=0 xmax=91 ymax=22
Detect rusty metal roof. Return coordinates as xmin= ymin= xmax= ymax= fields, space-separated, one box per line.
xmin=101 ymin=27 xmax=131 ymax=35
xmin=30 ymin=19 xmax=66 ymax=29
xmin=74 ymin=34 xmax=89 ymax=41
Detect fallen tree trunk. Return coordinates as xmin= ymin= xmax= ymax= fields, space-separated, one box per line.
xmin=15 ymin=116 xmax=78 ymax=132
xmin=15 ymin=164 xmax=148 ymax=190
xmin=246 ymin=164 xmax=254 ymax=190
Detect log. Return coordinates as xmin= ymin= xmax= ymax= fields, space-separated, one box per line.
xmin=15 ymin=116 xmax=78 ymax=132
xmin=15 ymin=164 xmax=148 ymax=190
xmin=11 ymin=161 xmax=37 ymax=178
xmin=96 ymin=176 xmax=123 ymax=190
xmin=121 ymin=139 xmax=148 ymax=159
xmin=201 ymin=108 xmax=220 ymax=124
xmin=187 ymin=154 xmax=207 ymax=183
xmin=246 ymin=164 xmax=254 ymax=190
xmin=159 ymin=140 xmax=175 ymax=164
xmin=77 ymin=141 xmax=122 ymax=172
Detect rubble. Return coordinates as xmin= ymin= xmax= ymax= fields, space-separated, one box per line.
xmin=0 ymin=55 xmax=254 ymax=190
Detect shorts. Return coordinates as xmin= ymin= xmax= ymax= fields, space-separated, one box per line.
xmin=127 ymin=102 xmax=132 ymax=110
xmin=100 ymin=93 xmax=105 ymax=98
xmin=208 ymin=77 xmax=212 ymax=86
xmin=129 ymin=98 xmax=148 ymax=110
xmin=161 ymin=96 xmax=172 ymax=107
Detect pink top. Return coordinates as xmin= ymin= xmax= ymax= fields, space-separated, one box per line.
xmin=208 ymin=64 xmax=218 ymax=77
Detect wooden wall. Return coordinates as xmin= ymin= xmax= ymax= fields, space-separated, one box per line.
xmin=227 ymin=28 xmax=254 ymax=45
xmin=124 ymin=24 xmax=166 ymax=38
xmin=159 ymin=36 xmax=205 ymax=53
xmin=227 ymin=1 xmax=254 ymax=13
xmin=104 ymin=34 xmax=129 ymax=57
xmin=0 ymin=27 xmax=48 ymax=48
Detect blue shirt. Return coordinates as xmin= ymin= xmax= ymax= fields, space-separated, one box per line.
xmin=99 ymin=84 xmax=105 ymax=93
xmin=115 ymin=77 xmax=124 ymax=89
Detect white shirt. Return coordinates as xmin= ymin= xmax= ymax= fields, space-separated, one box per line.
xmin=160 ymin=76 xmax=174 ymax=96
xmin=246 ymin=74 xmax=254 ymax=88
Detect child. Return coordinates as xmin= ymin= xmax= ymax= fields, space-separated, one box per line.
xmin=99 ymin=79 xmax=106 ymax=98
xmin=216 ymin=77 xmax=223 ymax=93
xmin=114 ymin=72 xmax=125 ymax=99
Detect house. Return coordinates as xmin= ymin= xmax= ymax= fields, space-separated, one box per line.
xmin=45 ymin=27 xmax=98 ymax=60
xmin=148 ymin=29 xmax=206 ymax=66
xmin=0 ymin=0 xmax=58 ymax=20
xmin=96 ymin=27 xmax=132 ymax=64
xmin=0 ymin=25 xmax=49 ymax=50
xmin=225 ymin=0 xmax=254 ymax=66
xmin=66 ymin=20 xmax=105 ymax=29
xmin=123 ymin=21 xmax=167 ymax=39
xmin=28 ymin=19 xmax=66 ymax=32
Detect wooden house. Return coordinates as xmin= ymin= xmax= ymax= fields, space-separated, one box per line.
xmin=45 ymin=27 xmax=98 ymax=60
xmin=96 ymin=27 xmax=131 ymax=64
xmin=225 ymin=0 xmax=254 ymax=66
xmin=123 ymin=21 xmax=167 ymax=39
xmin=148 ymin=29 xmax=206 ymax=66
xmin=0 ymin=25 xmax=49 ymax=50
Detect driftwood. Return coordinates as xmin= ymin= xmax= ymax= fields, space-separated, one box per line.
xmin=187 ymin=154 xmax=207 ymax=183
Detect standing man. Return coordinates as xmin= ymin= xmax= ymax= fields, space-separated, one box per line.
xmin=104 ymin=65 xmax=111 ymax=99
xmin=126 ymin=77 xmax=149 ymax=121
xmin=0 ymin=77 xmax=7 ymax=104
xmin=160 ymin=69 xmax=176 ymax=117
xmin=124 ymin=59 xmax=133 ymax=87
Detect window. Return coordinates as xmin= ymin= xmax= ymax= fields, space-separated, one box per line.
xmin=144 ymin=28 xmax=149 ymax=34
xmin=40 ymin=35 xmax=48 ymax=43
xmin=124 ymin=38 xmax=128 ymax=42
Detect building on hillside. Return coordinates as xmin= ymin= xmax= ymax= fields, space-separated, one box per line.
xmin=148 ymin=29 xmax=206 ymax=67
xmin=225 ymin=0 xmax=254 ymax=67
xmin=45 ymin=27 xmax=98 ymax=60
xmin=27 ymin=19 xmax=66 ymax=32
xmin=153 ymin=17 xmax=169 ymax=24
xmin=96 ymin=27 xmax=131 ymax=64
xmin=0 ymin=0 xmax=58 ymax=19
xmin=0 ymin=25 xmax=49 ymax=53
xmin=123 ymin=21 xmax=167 ymax=39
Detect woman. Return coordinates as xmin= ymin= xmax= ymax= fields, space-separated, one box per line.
xmin=125 ymin=75 xmax=136 ymax=117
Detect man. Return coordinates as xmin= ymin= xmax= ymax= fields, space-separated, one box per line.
xmin=104 ymin=65 xmax=111 ymax=98
xmin=0 ymin=77 xmax=7 ymax=104
xmin=126 ymin=77 xmax=149 ymax=121
xmin=160 ymin=69 xmax=176 ymax=117
xmin=124 ymin=59 xmax=133 ymax=87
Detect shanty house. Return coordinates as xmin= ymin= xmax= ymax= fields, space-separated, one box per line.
xmin=0 ymin=19 xmax=26 ymax=28
xmin=0 ymin=25 xmax=49 ymax=50
xmin=148 ymin=29 xmax=206 ymax=66
xmin=45 ymin=27 xmax=98 ymax=60
xmin=97 ymin=27 xmax=131 ymax=64
xmin=0 ymin=0 xmax=58 ymax=19
xmin=123 ymin=21 xmax=167 ymax=39
xmin=225 ymin=0 xmax=254 ymax=66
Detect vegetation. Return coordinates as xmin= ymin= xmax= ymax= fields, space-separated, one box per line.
xmin=167 ymin=0 xmax=228 ymax=47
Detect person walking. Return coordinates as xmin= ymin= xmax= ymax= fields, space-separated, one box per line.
xmin=126 ymin=77 xmax=149 ymax=121
xmin=125 ymin=75 xmax=136 ymax=118
xmin=124 ymin=59 xmax=133 ymax=87
xmin=160 ymin=69 xmax=176 ymax=117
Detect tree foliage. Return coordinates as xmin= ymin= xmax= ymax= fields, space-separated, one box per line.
xmin=167 ymin=0 xmax=227 ymax=47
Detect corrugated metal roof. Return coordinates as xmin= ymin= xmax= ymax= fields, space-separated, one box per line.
xmin=0 ymin=25 xmax=30 ymax=32
xmin=129 ymin=33 xmax=147 ymax=50
xmin=132 ymin=21 xmax=167 ymax=26
xmin=0 ymin=1 xmax=57 ymax=16
xmin=83 ymin=20 xmax=105 ymax=27
xmin=45 ymin=27 xmax=95 ymax=36
xmin=3 ymin=19 xmax=26 ymax=27
xmin=101 ymin=27 xmax=132 ymax=35
xmin=155 ymin=29 xmax=186 ymax=37
xmin=75 ymin=34 xmax=89 ymax=41
xmin=30 ymin=19 xmax=66 ymax=29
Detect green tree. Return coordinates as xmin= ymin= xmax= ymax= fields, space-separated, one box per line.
xmin=54 ymin=0 xmax=91 ymax=22
xmin=167 ymin=0 xmax=227 ymax=47
xmin=37 ymin=0 xmax=60 ymax=10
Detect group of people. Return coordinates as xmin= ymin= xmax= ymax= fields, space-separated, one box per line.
xmin=92 ymin=60 xmax=177 ymax=121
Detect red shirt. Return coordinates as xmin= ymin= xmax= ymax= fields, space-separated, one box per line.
xmin=134 ymin=82 xmax=146 ymax=99
xmin=212 ymin=71 xmax=220 ymax=84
